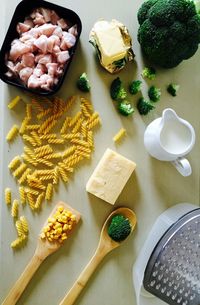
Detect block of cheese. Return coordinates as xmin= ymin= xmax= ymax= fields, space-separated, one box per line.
xmin=86 ymin=148 xmax=136 ymax=205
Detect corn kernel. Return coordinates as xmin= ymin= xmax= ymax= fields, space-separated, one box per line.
xmin=63 ymin=224 xmax=69 ymax=231
xmin=58 ymin=206 xmax=64 ymax=212
xmin=56 ymin=228 xmax=62 ymax=234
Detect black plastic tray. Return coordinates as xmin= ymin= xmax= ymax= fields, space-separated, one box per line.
xmin=0 ymin=0 xmax=82 ymax=96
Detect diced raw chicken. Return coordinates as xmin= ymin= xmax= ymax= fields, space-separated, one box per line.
xmin=23 ymin=37 xmax=37 ymax=52
xmin=52 ymin=45 xmax=61 ymax=53
xmin=40 ymin=73 xmax=54 ymax=90
xmin=68 ymin=25 xmax=78 ymax=36
xmin=54 ymin=77 xmax=59 ymax=85
xmin=34 ymin=35 xmax=48 ymax=54
xmin=6 ymin=61 xmax=16 ymax=74
xmin=56 ymin=51 xmax=70 ymax=64
xmin=33 ymin=63 xmax=46 ymax=77
xmin=21 ymin=53 xmax=35 ymax=67
xmin=61 ymin=32 xmax=76 ymax=49
xmin=28 ymin=74 xmax=41 ymax=88
xmin=19 ymin=67 xmax=33 ymax=83
xmin=38 ymin=54 xmax=52 ymax=65
xmin=16 ymin=22 xmax=30 ymax=34
xmin=37 ymin=24 xmax=57 ymax=37
xmin=33 ymin=12 xmax=45 ymax=25
xmin=52 ymin=26 xmax=63 ymax=38
xmin=57 ymin=18 xmax=68 ymax=30
xmin=9 ymin=41 xmax=31 ymax=61
xmin=46 ymin=63 xmax=58 ymax=76
xmin=20 ymin=34 xmax=33 ymax=43
xmin=27 ymin=28 xmax=40 ymax=38
xmin=40 ymin=8 xmax=51 ymax=22
xmin=50 ymin=11 xmax=60 ymax=25
xmin=14 ymin=62 xmax=25 ymax=74
xmin=24 ymin=18 xmax=34 ymax=29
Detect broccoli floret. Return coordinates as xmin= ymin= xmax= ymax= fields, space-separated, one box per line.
xmin=118 ymin=101 xmax=134 ymax=116
xmin=148 ymin=85 xmax=161 ymax=102
xmin=129 ymin=80 xmax=142 ymax=95
xmin=110 ymin=77 xmax=127 ymax=101
xmin=77 ymin=73 xmax=91 ymax=92
xmin=108 ymin=214 xmax=132 ymax=242
xmin=137 ymin=0 xmax=200 ymax=68
xmin=167 ymin=83 xmax=180 ymax=96
xmin=141 ymin=67 xmax=156 ymax=80
xmin=137 ymin=97 xmax=155 ymax=115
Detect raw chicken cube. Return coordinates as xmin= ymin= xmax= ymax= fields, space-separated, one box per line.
xmin=46 ymin=63 xmax=58 ymax=76
xmin=50 ymin=11 xmax=60 ymax=25
xmin=37 ymin=24 xmax=57 ymax=37
xmin=19 ymin=67 xmax=33 ymax=83
xmin=16 ymin=22 xmax=30 ymax=34
xmin=40 ymin=8 xmax=52 ymax=22
xmin=62 ymin=32 xmax=76 ymax=49
xmin=24 ymin=18 xmax=34 ymax=29
xmin=28 ymin=74 xmax=41 ymax=88
xmin=68 ymin=24 xmax=78 ymax=36
xmin=34 ymin=35 xmax=48 ymax=54
xmin=38 ymin=54 xmax=53 ymax=65
xmin=9 ymin=41 xmax=31 ymax=62
xmin=52 ymin=26 xmax=63 ymax=38
xmin=57 ymin=18 xmax=68 ymax=30
xmin=21 ymin=53 xmax=35 ymax=67
xmin=56 ymin=51 xmax=70 ymax=64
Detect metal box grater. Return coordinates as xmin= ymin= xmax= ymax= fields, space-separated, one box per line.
xmin=143 ymin=208 xmax=200 ymax=305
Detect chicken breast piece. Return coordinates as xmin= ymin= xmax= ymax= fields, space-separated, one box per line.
xmin=56 ymin=50 xmax=70 ymax=64
xmin=16 ymin=22 xmax=30 ymax=34
xmin=34 ymin=34 xmax=48 ymax=54
xmin=9 ymin=41 xmax=31 ymax=62
xmin=57 ymin=18 xmax=68 ymax=30
xmin=27 ymin=74 xmax=41 ymax=88
xmin=19 ymin=67 xmax=33 ymax=83
xmin=62 ymin=32 xmax=76 ymax=49
xmin=38 ymin=54 xmax=53 ymax=65
xmin=40 ymin=8 xmax=52 ymax=22
xmin=21 ymin=53 xmax=35 ymax=67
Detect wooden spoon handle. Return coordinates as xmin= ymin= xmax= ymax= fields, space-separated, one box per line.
xmin=2 ymin=254 xmax=43 ymax=305
xmin=59 ymin=249 xmax=105 ymax=305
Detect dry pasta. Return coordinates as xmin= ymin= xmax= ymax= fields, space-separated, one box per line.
xmin=6 ymin=125 xmax=19 ymax=142
xmin=60 ymin=116 xmax=71 ymax=134
xmin=71 ymin=138 xmax=90 ymax=147
xmin=72 ymin=118 xmax=83 ymax=134
xmin=8 ymin=156 xmax=21 ymax=170
xmin=22 ymin=153 xmax=38 ymax=167
xmin=39 ymin=134 xmax=57 ymax=140
xmin=87 ymin=131 xmax=94 ymax=148
xmin=20 ymin=216 xmax=29 ymax=233
xmin=13 ymin=163 xmax=27 ymax=178
xmin=25 ymin=188 xmax=40 ymax=196
xmin=43 ymin=152 xmax=61 ymax=160
xmin=80 ymin=97 xmax=93 ymax=112
xmin=45 ymin=183 xmax=53 ymax=201
xmin=11 ymin=235 xmax=27 ymax=249
xmin=15 ymin=220 xmax=24 ymax=237
xmin=30 ymin=131 xmax=42 ymax=146
xmin=18 ymin=168 xmax=32 ymax=184
xmin=19 ymin=117 xmax=30 ymax=135
xmin=35 ymin=192 xmax=45 ymax=209
xmin=31 ymin=98 xmax=44 ymax=112
xmin=37 ymin=108 xmax=52 ymax=120
xmin=27 ymin=192 xmax=36 ymax=210
xmin=26 ymin=124 xmax=40 ymax=131
xmin=11 ymin=199 xmax=19 ymax=218
xmin=22 ymin=134 xmax=37 ymax=147
xmin=113 ymin=128 xmax=127 ymax=143
xmin=53 ymin=167 xmax=59 ymax=185
xmin=19 ymin=187 xmax=26 ymax=205
xmin=58 ymin=166 xmax=69 ymax=182
xmin=87 ymin=117 xmax=101 ymax=130
xmin=8 ymin=96 xmax=21 ymax=109
xmin=80 ymin=104 xmax=91 ymax=118
xmin=69 ymin=111 xmax=82 ymax=127
xmin=61 ymin=133 xmax=80 ymax=140
xmin=47 ymin=138 xmax=65 ymax=144
xmin=5 ymin=188 xmax=11 ymax=205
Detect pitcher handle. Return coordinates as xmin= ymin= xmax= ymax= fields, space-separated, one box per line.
xmin=171 ymin=157 xmax=192 ymax=177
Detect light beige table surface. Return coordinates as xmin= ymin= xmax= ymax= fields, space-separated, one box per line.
xmin=0 ymin=1 xmax=199 ymax=305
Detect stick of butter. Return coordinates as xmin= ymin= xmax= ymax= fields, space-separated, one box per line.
xmin=86 ymin=148 xmax=136 ymax=205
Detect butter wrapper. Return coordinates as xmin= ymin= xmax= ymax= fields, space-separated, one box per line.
xmin=89 ymin=19 xmax=135 ymax=74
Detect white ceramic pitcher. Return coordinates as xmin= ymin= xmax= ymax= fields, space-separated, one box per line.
xmin=144 ymin=108 xmax=195 ymax=176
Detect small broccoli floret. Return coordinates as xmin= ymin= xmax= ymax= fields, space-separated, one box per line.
xmin=167 ymin=83 xmax=180 ymax=96
xmin=137 ymin=97 xmax=155 ymax=115
xmin=77 ymin=73 xmax=91 ymax=92
xmin=108 ymin=214 xmax=132 ymax=242
xmin=148 ymin=85 xmax=161 ymax=102
xmin=141 ymin=67 xmax=156 ymax=80
xmin=118 ymin=101 xmax=134 ymax=116
xmin=129 ymin=80 xmax=142 ymax=95
xmin=110 ymin=77 xmax=127 ymax=101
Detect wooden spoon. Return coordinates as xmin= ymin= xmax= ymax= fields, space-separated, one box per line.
xmin=2 ymin=201 xmax=81 ymax=305
xmin=59 ymin=207 xmax=137 ymax=305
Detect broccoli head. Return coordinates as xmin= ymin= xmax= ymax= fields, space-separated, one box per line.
xmin=148 ymin=85 xmax=161 ymax=102
xmin=129 ymin=80 xmax=142 ymax=95
xmin=108 ymin=214 xmax=132 ymax=242
xmin=118 ymin=101 xmax=134 ymax=116
xmin=141 ymin=67 xmax=156 ymax=80
xmin=137 ymin=0 xmax=200 ymax=68
xmin=77 ymin=73 xmax=91 ymax=92
xmin=110 ymin=77 xmax=127 ymax=101
xmin=167 ymin=83 xmax=180 ymax=96
xmin=137 ymin=97 xmax=155 ymax=115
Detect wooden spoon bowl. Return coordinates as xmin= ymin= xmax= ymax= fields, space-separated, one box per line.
xmin=59 ymin=206 xmax=137 ymax=305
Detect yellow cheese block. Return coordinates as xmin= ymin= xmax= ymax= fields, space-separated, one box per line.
xmin=86 ymin=148 xmax=136 ymax=205
xmin=94 ymin=23 xmax=126 ymax=66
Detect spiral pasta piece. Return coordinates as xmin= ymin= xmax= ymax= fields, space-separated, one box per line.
xmin=15 ymin=220 xmax=24 ymax=237
xmin=26 ymin=104 xmax=32 ymax=119
xmin=20 ymin=216 xmax=29 ymax=233
xmin=22 ymin=134 xmax=37 ymax=147
xmin=19 ymin=187 xmax=26 ymax=205
xmin=43 ymin=152 xmax=61 ymax=160
xmin=81 ymin=123 xmax=87 ymax=138
xmin=24 ymin=146 xmax=35 ymax=159
xmin=11 ymin=235 xmax=27 ymax=249
xmin=87 ymin=117 xmax=101 ymax=130
xmin=72 ymin=118 xmax=83 ymax=134
xmin=80 ymin=97 xmax=93 ymax=112
xmin=25 ymin=188 xmax=39 ymax=196
xmin=61 ymin=133 xmax=80 ymax=140
xmin=8 ymin=156 xmax=21 ymax=170
xmin=30 ymin=131 xmax=42 ymax=146
xmin=6 ymin=125 xmax=19 ymax=142
xmin=62 ymin=146 xmax=76 ymax=158
xmin=70 ymin=138 xmax=90 ymax=147
xmin=48 ymin=138 xmax=65 ymax=144
xmin=63 ymin=155 xmax=83 ymax=167
xmin=18 ymin=168 xmax=32 ymax=184
xmin=22 ymin=153 xmax=38 ymax=167
xmin=11 ymin=200 xmax=19 ymax=218
xmin=87 ymin=131 xmax=94 ymax=148
xmin=69 ymin=111 xmax=82 ymax=127
xmin=8 ymin=96 xmax=21 ymax=109
xmin=19 ymin=117 xmax=30 ymax=135
xmin=37 ymin=108 xmax=52 ymax=120
xmin=53 ymin=167 xmax=59 ymax=185
xmin=27 ymin=192 xmax=36 ymax=210
xmin=63 ymin=95 xmax=76 ymax=113
xmin=60 ymin=117 xmax=71 ymax=134
xmin=113 ymin=128 xmax=126 ymax=143
xmin=58 ymin=166 xmax=69 ymax=182
xmin=80 ymin=104 xmax=91 ymax=118
xmin=39 ymin=134 xmax=57 ymax=140
xmin=31 ymin=99 xmax=44 ymax=112
xmin=35 ymin=192 xmax=45 ymax=209
xmin=45 ymin=183 xmax=53 ymax=201
xmin=26 ymin=125 xmax=40 ymax=131
xmin=38 ymin=113 xmax=61 ymax=134
xmin=5 ymin=188 xmax=11 ymax=205
xmin=13 ymin=163 xmax=27 ymax=178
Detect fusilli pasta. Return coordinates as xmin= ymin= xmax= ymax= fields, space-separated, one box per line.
xmin=5 ymin=188 xmax=11 ymax=205
xmin=13 ymin=163 xmax=27 ymax=178
xmin=20 ymin=216 xmax=29 ymax=233
xmin=6 ymin=125 xmax=19 ymax=142
xmin=8 ymin=96 xmax=21 ymax=109
xmin=11 ymin=200 xmax=19 ymax=218
xmin=19 ymin=187 xmax=26 ymax=205
xmin=35 ymin=192 xmax=45 ymax=209
xmin=45 ymin=183 xmax=53 ymax=201
xmin=113 ymin=128 xmax=126 ymax=143
xmin=8 ymin=156 xmax=21 ymax=170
